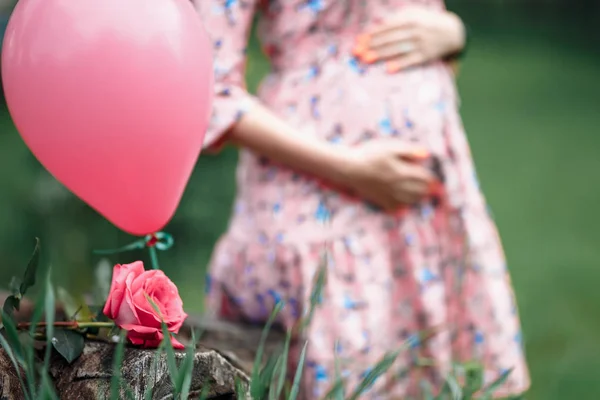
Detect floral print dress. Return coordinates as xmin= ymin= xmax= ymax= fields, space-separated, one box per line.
xmin=196 ymin=0 xmax=530 ymax=398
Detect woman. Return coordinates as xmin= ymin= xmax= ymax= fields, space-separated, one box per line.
xmin=194 ymin=0 xmax=530 ymax=398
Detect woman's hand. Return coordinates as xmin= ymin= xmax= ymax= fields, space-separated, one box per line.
xmin=353 ymin=7 xmax=465 ymax=73
xmin=339 ymin=140 xmax=436 ymax=212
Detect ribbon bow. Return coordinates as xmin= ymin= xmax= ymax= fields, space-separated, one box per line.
xmin=93 ymin=231 xmax=174 ymax=270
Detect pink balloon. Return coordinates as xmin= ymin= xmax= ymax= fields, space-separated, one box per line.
xmin=2 ymin=0 xmax=213 ymax=236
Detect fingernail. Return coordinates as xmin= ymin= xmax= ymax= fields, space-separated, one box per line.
xmin=352 ymin=44 xmax=366 ymax=57
xmin=361 ymin=51 xmax=377 ymax=64
xmin=413 ymin=148 xmax=430 ymax=159
xmin=386 ymin=61 xmax=401 ymax=74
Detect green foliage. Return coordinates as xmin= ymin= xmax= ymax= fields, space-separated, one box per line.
xmin=0 ymin=242 xmax=516 ymax=400
xmin=250 ymin=300 xmax=285 ymax=399
xmin=109 ymin=330 xmax=128 ymax=399
xmin=2 ymin=238 xmax=40 ymax=320
xmin=288 ymin=341 xmax=308 ymax=400
xmin=51 ymin=329 xmax=85 ymax=364
xmin=0 ymin=251 xmax=59 ymax=400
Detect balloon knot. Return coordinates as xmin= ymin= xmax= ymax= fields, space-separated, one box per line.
xmin=145 ymin=234 xmax=159 ymax=248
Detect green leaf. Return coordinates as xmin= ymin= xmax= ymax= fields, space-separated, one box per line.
xmin=1 ymin=311 xmax=24 ymax=363
xmin=479 ymin=368 xmax=513 ymax=400
xmin=250 ymin=300 xmax=285 ymax=399
xmin=51 ymin=329 xmax=85 ymax=364
xmin=2 ymin=295 xmax=20 ymax=319
xmin=19 ymin=238 xmax=40 ymax=296
xmin=9 ymin=277 xmax=22 ymax=297
xmin=110 ymin=330 xmax=127 ymax=400
xmin=288 ymin=340 xmax=308 ymax=400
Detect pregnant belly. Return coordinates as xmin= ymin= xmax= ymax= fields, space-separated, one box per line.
xmin=258 ymin=59 xmax=457 ymax=147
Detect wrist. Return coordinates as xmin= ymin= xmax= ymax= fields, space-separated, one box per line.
xmin=444 ymin=12 xmax=467 ymax=59
xmin=328 ymin=146 xmax=362 ymax=188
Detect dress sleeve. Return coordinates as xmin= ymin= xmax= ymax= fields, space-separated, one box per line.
xmin=193 ymin=0 xmax=259 ymax=150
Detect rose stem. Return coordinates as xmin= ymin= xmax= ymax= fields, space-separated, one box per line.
xmin=16 ymin=321 xmax=115 ymax=330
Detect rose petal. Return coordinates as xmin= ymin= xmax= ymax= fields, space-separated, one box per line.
xmin=113 ymin=297 xmax=138 ymax=327
xmin=170 ymin=335 xmax=185 ymax=350
xmin=120 ymin=324 xmax=162 ymax=334
xmin=127 ymin=331 xmax=163 ymax=348
xmin=121 ymin=269 xmax=142 ymax=325
xmin=103 ymin=262 xmax=144 ymax=319
xmin=132 ymin=289 xmax=162 ymax=327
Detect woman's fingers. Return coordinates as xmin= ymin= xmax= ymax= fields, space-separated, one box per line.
xmin=386 ymin=52 xmax=425 ymax=73
xmin=368 ymin=28 xmax=416 ymax=51
xmin=354 ymin=28 xmax=418 ymax=63
xmin=399 ymin=163 xmax=435 ymax=185
xmin=370 ymin=39 xmax=418 ymax=61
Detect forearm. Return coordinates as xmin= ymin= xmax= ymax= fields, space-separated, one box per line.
xmin=225 ymin=101 xmax=350 ymax=185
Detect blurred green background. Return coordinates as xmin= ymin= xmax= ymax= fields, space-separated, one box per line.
xmin=1 ymin=1 xmax=599 ymax=399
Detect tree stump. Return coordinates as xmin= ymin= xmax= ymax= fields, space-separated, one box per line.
xmin=0 ymin=315 xmax=287 ymax=399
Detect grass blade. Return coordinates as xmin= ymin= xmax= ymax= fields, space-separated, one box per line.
xmin=160 ymin=323 xmax=179 ymax=389
xmin=462 ymin=362 xmax=485 ymax=399
xmin=110 ymin=330 xmax=127 ymax=400
xmin=421 ymin=379 xmax=435 ymax=400
xmin=38 ymin=371 xmax=59 ymax=400
xmin=41 ymin=275 xmax=57 ymax=398
xmin=437 ymin=374 xmax=462 ymax=400
xmin=269 ymin=357 xmax=283 ymax=400
xmin=143 ymin=341 xmax=165 ymax=400
xmin=274 ymin=331 xmax=292 ymax=399
xmin=480 ymin=368 xmax=513 ymax=400
xmin=178 ymin=337 xmax=197 ymax=399
xmin=25 ymin=267 xmax=51 ymax=399
xmin=300 ymin=263 xmax=326 ymax=331
xmin=321 ymin=380 xmax=345 ymax=400
xmin=146 ymin=293 xmax=180 ymax=392
xmin=235 ymin=375 xmax=247 ymax=400
xmin=288 ymin=341 xmax=308 ymax=400
xmin=0 ymin=330 xmax=28 ymax=399
xmin=257 ymin=352 xmax=280 ymax=398
xmin=1 ymin=312 xmax=24 ymax=363
xmin=346 ymin=348 xmax=402 ymax=400
xmin=321 ymin=340 xmax=345 ymax=400
xmin=250 ymin=300 xmax=285 ymax=399
xmin=42 ymin=275 xmax=55 ymax=365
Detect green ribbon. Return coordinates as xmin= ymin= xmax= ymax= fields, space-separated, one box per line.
xmin=93 ymin=232 xmax=174 ymax=270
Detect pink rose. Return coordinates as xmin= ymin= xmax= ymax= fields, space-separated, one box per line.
xmin=103 ymin=261 xmax=187 ymax=349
